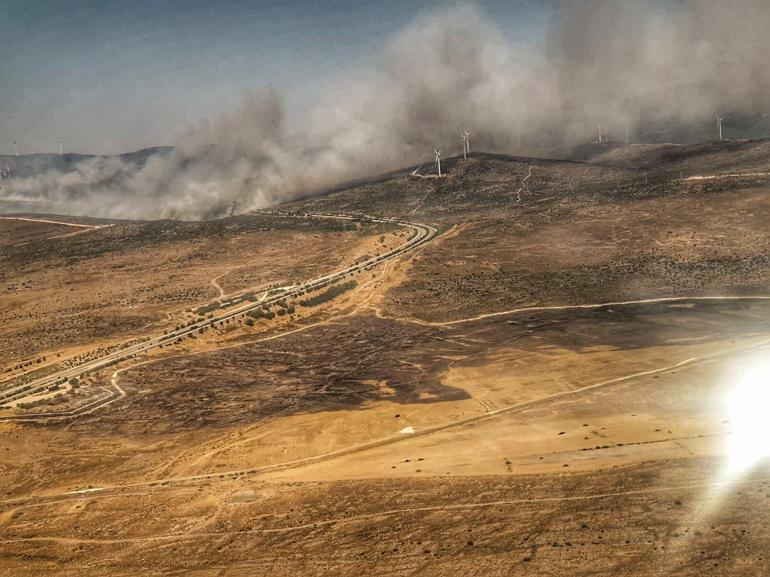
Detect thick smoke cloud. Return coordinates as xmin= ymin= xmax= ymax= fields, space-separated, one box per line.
xmin=3 ymin=1 xmax=770 ymax=219
xmin=548 ymin=0 xmax=770 ymax=139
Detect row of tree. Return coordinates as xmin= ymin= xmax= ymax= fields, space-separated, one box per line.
xmin=299 ymin=280 xmax=358 ymax=307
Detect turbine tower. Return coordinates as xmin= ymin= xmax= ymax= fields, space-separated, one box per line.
xmin=58 ymin=140 xmax=63 ymax=155
xmin=434 ymin=149 xmax=442 ymax=177
xmin=13 ymin=141 xmax=18 ymax=156
xmin=716 ymin=115 xmax=726 ymax=141
xmin=461 ymin=129 xmax=471 ymax=159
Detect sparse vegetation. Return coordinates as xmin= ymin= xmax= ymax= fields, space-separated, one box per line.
xmin=2 ymin=144 xmax=770 ymax=577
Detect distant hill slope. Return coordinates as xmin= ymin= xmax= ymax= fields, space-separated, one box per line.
xmin=0 ymin=146 xmax=173 ymax=178
xmin=4 ymin=138 xmax=770 ymax=221
xmin=569 ymin=139 xmax=770 ymax=173
xmin=282 ymin=151 xmax=662 ymax=224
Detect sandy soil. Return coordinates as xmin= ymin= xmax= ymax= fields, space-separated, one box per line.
xmin=0 ymin=216 xmax=390 ymax=368
xmin=2 ymin=147 xmax=770 ymax=575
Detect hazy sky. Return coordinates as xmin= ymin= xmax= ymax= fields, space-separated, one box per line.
xmin=0 ymin=0 xmax=552 ymax=155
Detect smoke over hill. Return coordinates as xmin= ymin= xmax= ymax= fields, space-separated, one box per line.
xmin=4 ymin=1 xmax=770 ymax=219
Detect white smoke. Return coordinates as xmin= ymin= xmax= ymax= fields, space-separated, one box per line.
xmin=4 ymin=1 xmax=770 ymax=219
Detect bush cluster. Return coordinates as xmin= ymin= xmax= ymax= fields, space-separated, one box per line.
xmin=299 ymin=280 xmax=357 ymax=307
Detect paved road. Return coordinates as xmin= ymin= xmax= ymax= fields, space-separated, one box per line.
xmin=0 ymin=212 xmax=437 ymax=413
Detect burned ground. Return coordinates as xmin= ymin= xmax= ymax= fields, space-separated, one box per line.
xmin=74 ymin=314 xmax=471 ymax=434
xmin=3 ymin=142 xmax=770 ymax=576
xmin=580 ymin=138 xmax=770 ymax=173
xmin=66 ymin=299 xmax=770 ymax=436
xmin=382 ymin=188 xmax=770 ymax=322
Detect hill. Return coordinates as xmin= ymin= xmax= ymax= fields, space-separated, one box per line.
xmin=0 ymin=146 xmax=173 ymax=178
xmin=1 ymin=142 xmax=769 ymax=577
xmin=569 ymin=138 xmax=770 ymax=173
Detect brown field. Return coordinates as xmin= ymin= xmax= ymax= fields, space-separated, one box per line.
xmin=0 ymin=214 xmax=392 ymax=368
xmin=0 ymin=217 xmax=88 ymax=247
xmin=383 ymin=187 xmax=770 ymax=322
xmin=1 ymin=143 xmax=770 ymax=576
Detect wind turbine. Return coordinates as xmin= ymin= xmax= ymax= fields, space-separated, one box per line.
xmin=461 ymin=129 xmax=471 ymax=159
xmin=434 ymin=149 xmax=442 ymax=177
xmin=716 ymin=115 xmax=726 ymax=141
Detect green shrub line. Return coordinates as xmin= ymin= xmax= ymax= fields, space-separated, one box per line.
xmin=299 ymin=280 xmax=358 ymax=307
xmin=196 ymin=302 xmax=222 ymax=316
xmin=247 ymin=309 xmax=275 ymax=320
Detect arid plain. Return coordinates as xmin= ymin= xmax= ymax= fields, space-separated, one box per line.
xmin=1 ymin=141 xmax=769 ymax=576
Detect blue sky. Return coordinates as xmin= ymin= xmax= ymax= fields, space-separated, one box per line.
xmin=0 ymin=0 xmax=553 ymax=154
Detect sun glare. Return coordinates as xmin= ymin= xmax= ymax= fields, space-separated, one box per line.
xmin=724 ymin=360 xmax=770 ymax=476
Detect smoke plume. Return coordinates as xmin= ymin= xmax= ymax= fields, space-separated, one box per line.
xmin=4 ymin=1 xmax=770 ymax=219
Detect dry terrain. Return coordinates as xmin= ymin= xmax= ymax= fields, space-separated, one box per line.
xmin=1 ymin=141 xmax=769 ymax=576
xmin=0 ymin=214 xmax=392 ymax=368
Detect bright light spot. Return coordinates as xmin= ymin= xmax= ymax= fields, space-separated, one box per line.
xmin=724 ymin=360 xmax=770 ymax=475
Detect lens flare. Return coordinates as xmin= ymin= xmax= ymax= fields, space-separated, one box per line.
xmin=724 ymin=360 xmax=770 ymax=476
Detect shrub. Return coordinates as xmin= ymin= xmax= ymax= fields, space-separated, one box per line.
xmin=299 ymin=280 xmax=357 ymax=307
xmin=196 ymin=302 xmax=222 ymax=316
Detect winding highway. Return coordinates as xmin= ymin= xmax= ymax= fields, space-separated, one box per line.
xmin=0 ymin=212 xmax=438 ymax=416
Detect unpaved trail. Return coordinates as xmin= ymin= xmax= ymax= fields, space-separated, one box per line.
xmin=5 ymin=337 xmax=767 ymax=510
xmin=210 ymin=273 xmax=228 ymax=298
xmin=2 ymin=475 xmax=768 ymax=546
xmin=680 ymin=171 xmax=770 ymax=181
xmin=371 ymin=295 xmax=770 ymax=328
xmin=514 ymin=164 xmax=534 ymax=203
xmin=1 ymin=216 xmax=112 ymax=245
xmin=432 ymin=295 xmax=770 ymax=327
xmin=0 ymin=216 xmax=106 ymax=229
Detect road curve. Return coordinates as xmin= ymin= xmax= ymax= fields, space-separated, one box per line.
xmin=0 ymin=212 xmax=438 ymax=417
